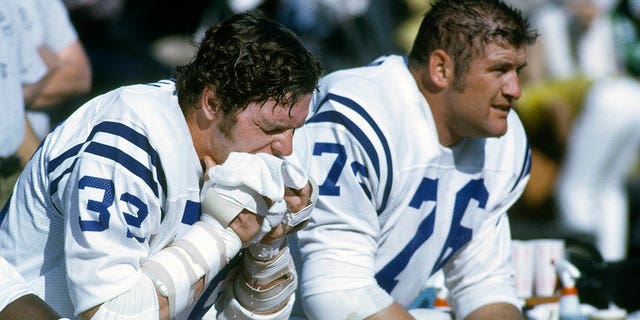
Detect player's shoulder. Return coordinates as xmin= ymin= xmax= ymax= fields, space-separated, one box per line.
xmin=58 ymin=79 xmax=181 ymax=147
xmin=312 ymin=55 xmax=410 ymax=117
xmin=119 ymin=79 xmax=176 ymax=101
xmin=110 ymin=79 xmax=178 ymax=119
xmin=321 ymin=55 xmax=406 ymax=89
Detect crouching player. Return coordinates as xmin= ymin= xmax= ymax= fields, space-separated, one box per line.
xmin=0 ymin=10 xmax=321 ymax=320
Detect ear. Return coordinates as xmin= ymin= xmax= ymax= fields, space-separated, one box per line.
xmin=428 ymin=49 xmax=453 ymax=89
xmin=199 ymin=85 xmax=219 ymax=121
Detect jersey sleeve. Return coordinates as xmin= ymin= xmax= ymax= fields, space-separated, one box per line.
xmin=295 ymin=90 xmax=391 ymax=301
xmin=443 ymin=211 xmax=521 ymax=319
xmin=53 ymin=118 xmax=165 ymax=314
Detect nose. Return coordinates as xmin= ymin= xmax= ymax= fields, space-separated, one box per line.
xmin=270 ymin=129 xmax=295 ymax=156
xmin=503 ymin=71 xmax=521 ymax=100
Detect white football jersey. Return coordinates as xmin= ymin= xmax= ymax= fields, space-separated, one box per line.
xmin=293 ymin=55 xmax=531 ymax=318
xmin=0 ymin=80 xmax=227 ymax=318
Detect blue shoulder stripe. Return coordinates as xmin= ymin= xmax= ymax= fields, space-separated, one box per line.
xmin=48 ymin=121 xmax=167 ymax=198
xmin=308 ymin=93 xmax=393 ymax=214
xmin=84 ymin=142 xmax=159 ymax=197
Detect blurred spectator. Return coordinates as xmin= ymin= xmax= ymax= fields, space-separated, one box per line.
xmin=554 ymin=0 xmax=640 ymax=262
xmin=16 ymin=0 xmax=92 ymax=166
xmin=60 ymin=0 xmax=209 ymax=122
xmin=511 ymin=0 xmax=618 ymax=226
xmin=511 ymin=0 xmax=640 ymax=262
xmin=0 ymin=0 xmax=47 ymax=198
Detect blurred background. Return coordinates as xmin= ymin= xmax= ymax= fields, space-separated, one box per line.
xmin=49 ymin=0 xmax=640 ymax=260
xmin=2 ymin=0 xmax=639 ymax=313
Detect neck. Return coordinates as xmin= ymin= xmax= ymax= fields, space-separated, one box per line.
xmin=410 ymin=66 xmax=459 ymax=147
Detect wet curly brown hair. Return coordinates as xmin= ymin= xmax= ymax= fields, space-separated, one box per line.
xmin=174 ymin=10 xmax=322 ymax=131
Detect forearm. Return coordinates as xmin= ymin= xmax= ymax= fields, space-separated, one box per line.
xmin=0 ymin=294 xmax=62 ymax=320
xmin=28 ymin=43 xmax=92 ymax=109
xmin=78 ymin=273 xmax=165 ymax=320
xmin=366 ymin=302 xmax=414 ymax=320
xmin=142 ymin=216 xmax=242 ymax=319
xmin=464 ymin=302 xmax=523 ymax=320
xmin=80 ymin=213 xmax=244 ymax=320
xmin=217 ymin=245 xmax=297 ymax=320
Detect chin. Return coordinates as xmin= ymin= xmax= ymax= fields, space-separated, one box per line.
xmin=487 ymin=124 xmax=508 ymax=137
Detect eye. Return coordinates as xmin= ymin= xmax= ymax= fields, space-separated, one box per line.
xmin=264 ymin=127 xmax=287 ymax=135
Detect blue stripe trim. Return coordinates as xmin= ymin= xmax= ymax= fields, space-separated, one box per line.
xmin=48 ymin=121 xmax=167 ymax=198
xmin=0 ymin=195 xmax=11 ymax=226
xmin=48 ymin=144 xmax=83 ymax=173
xmin=511 ymin=139 xmax=531 ymax=192
xmin=87 ymin=122 xmax=167 ymax=195
xmin=49 ymin=158 xmax=79 ymax=196
xmin=181 ymin=200 xmax=200 ymax=225
xmin=85 ymin=142 xmax=159 ymax=197
xmin=309 ymin=93 xmax=393 ymax=214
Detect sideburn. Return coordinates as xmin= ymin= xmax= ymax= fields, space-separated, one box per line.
xmin=217 ymin=112 xmax=238 ymax=138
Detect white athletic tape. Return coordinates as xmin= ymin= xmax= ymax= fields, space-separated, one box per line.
xmin=233 ymin=270 xmax=296 ymax=313
xmin=217 ymin=276 xmax=295 ymax=320
xmin=141 ymin=247 xmax=199 ymax=318
xmin=141 ymin=219 xmax=241 ymax=318
xmin=234 ymin=247 xmax=297 ymax=313
xmin=90 ymin=274 xmax=159 ymax=320
xmin=200 ymin=181 xmax=245 ymax=227
xmin=247 ymin=238 xmax=286 ymax=262
xmin=282 ymin=177 xmax=318 ymax=227
xmin=241 ymin=247 xmax=294 ymax=286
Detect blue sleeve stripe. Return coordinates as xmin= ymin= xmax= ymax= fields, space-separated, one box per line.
xmin=84 ymin=142 xmax=160 ymax=197
xmin=309 ymin=93 xmax=393 ymax=214
xmin=49 ymin=158 xmax=79 ymax=196
xmin=511 ymin=139 xmax=531 ymax=192
xmin=87 ymin=121 xmax=167 ymax=194
xmin=47 ymin=121 xmax=167 ymax=198
xmin=48 ymin=144 xmax=83 ymax=173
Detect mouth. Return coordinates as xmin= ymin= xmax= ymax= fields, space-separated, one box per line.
xmin=492 ymin=104 xmax=511 ymax=113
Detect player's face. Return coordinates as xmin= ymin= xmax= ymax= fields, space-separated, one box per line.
xmin=214 ymin=94 xmax=311 ymax=161
xmin=445 ymin=41 xmax=526 ymax=142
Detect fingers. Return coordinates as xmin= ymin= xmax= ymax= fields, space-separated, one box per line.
xmin=203 ymin=156 xmax=218 ymax=172
xmin=229 ymin=210 xmax=264 ymax=245
xmin=283 ymin=180 xmax=312 ymax=213
xmin=261 ymin=218 xmax=309 ymax=244
xmin=261 ymin=223 xmax=289 ymax=244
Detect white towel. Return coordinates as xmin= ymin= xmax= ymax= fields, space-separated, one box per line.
xmin=202 ymin=152 xmax=308 ymax=243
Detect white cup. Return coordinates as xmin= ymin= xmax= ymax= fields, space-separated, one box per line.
xmin=511 ymin=239 xmax=535 ymax=298
xmin=533 ymin=239 xmax=565 ymax=297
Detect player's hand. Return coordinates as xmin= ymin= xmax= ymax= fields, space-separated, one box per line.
xmin=261 ymin=181 xmax=313 ymax=243
xmin=203 ymin=156 xmax=264 ymax=245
